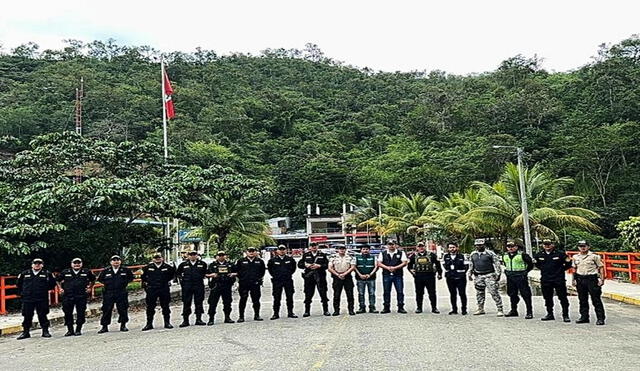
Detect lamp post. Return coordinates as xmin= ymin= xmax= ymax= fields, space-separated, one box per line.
xmin=492 ymin=146 xmax=532 ymax=256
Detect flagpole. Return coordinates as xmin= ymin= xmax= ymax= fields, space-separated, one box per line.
xmin=161 ymin=56 xmax=171 ymax=261
xmin=161 ymin=56 xmax=169 ymax=161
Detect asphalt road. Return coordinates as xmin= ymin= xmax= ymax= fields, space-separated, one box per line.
xmin=2 ymin=273 xmax=639 ymax=371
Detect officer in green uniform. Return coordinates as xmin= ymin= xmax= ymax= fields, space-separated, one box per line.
xmin=354 ymin=245 xmax=379 ymax=313
xmin=502 ymin=240 xmax=534 ymax=318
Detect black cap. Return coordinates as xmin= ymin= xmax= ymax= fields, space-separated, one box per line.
xmin=577 ymin=240 xmax=588 ymax=246
xmin=387 ymin=240 xmax=397 ymax=245
xmin=152 ymin=252 xmax=162 ymax=258
xmin=506 ymin=240 xmax=516 ymax=246
xmin=247 ymin=247 xmax=257 ymax=252
xmin=542 ymin=239 xmax=552 ymax=245
xmin=32 ymin=258 xmax=43 ymax=264
xmin=277 ymin=245 xmax=286 ymax=250
xmin=417 ymin=242 xmax=425 ymax=246
xmin=110 ymin=255 xmax=121 ymax=261
xmin=72 ymin=258 xmax=82 ymax=264
xmin=216 ymin=251 xmax=227 ymax=256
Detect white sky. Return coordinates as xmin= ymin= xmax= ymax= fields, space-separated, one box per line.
xmin=1 ymin=0 xmax=638 ymax=75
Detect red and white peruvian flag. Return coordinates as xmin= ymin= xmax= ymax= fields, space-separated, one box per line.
xmin=163 ymin=69 xmax=175 ymax=119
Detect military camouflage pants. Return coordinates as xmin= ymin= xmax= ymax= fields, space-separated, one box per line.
xmin=474 ymin=273 xmax=503 ymax=311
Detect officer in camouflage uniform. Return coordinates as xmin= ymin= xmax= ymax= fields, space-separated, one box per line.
xmin=468 ymin=239 xmax=504 ymax=316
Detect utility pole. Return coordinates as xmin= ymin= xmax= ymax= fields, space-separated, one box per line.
xmin=493 ymin=146 xmax=533 ymax=256
xmin=73 ymin=77 xmax=84 ymax=183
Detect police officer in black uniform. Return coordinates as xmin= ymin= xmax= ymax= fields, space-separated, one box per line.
xmin=16 ymin=258 xmax=57 ymax=340
xmin=408 ymin=242 xmax=443 ymax=314
xmin=176 ymin=249 xmax=208 ymax=327
xmin=206 ymin=251 xmax=237 ymax=325
xmin=141 ymin=252 xmax=176 ymax=331
xmin=298 ymin=242 xmax=331 ymax=317
xmin=56 ymin=258 xmax=96 ymax=336
xmin=443 ymin=242 xmax=468 ymax=315
xmin=267 ymin=245 xmax=298 ymax=320
xmin=235 ymin=247 xmax=266 ymax=322
xmin=534 ymin=239 xmax=572 ymax=322
xmin=97 ymin=255 xmax=134 ymax=333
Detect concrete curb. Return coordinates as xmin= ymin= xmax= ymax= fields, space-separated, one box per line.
xmin=0 ymin=288 xmax=183 ymax=337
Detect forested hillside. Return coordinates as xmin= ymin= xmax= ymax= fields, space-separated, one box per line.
xmin=1 ymin=38 xmax=639 ymax=239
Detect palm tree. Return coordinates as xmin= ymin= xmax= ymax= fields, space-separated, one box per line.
xmin=424 ymin=188 xmax=485 ymax=247
xmin=465 ymin=163 xmax=600 ymax=245
xmin=361 ymin=193 xmax=437 ymax=241
xmin=196 ymin=195 xmax=273 ymax=257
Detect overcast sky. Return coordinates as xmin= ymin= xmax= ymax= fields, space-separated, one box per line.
xmin=1 ymin=0 xmax=638 ymax=75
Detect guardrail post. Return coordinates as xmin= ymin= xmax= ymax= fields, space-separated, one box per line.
xmin=0 ymin=276 xmax=6 ymax=315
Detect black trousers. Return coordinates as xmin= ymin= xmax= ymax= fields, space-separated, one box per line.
xmin=332 ymin=276 xmax=354 ymax=311
xmin=100 ymin=292 xmax=129 ymax=325
xmin=238 ymin=282 xmax=261 ymax=316
xmin=506 ymin=273 xmax=532 ymax=313
xmin=446 ymin=277 xmax=467 ymax=312
xmin=415 ymin=273 xmax=437 ymax=309
xmin=145 ymin=287 xmax=171 ymax=319
xmin=541 ymin=280 xmax=569 ymax=315
xmin=303 ymin=275 xmax=329 ymax=306
xmin=181 ymin=284 xmax=205 ymax=316
xmin=62 ymin=296 xmax=87 ymax=326
xmin=22 ymin=300 xmax=50 ymax=330
xmin=575 ymin=275 xmax=605 ymax=321
xmin=208 ymin=285 xmax=233 ymax=316
xmin=272 ymin=278 xmax=295 ymax=314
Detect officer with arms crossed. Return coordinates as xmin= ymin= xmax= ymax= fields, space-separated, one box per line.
xmin=176 ymin=249 xmax=208 ymax=327
xmin=267 ymin=245 xmax=298 ymax=319
xmin=572 ymin=240 xmax=606 ymax=325
xmin=56 ymin=258 xmax=96 ymax=336
xmin=16 ymin=258 xmax=57 ymax=340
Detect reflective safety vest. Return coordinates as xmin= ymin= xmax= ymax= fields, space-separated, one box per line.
xmin=503 ymin=253 xmax=526 ymax=272
xmin=356 ymin=254 xmax=376 ymax=280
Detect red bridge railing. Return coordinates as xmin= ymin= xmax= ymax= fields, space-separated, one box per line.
xmin=566 ymin=252 xmax=640 ymax=283
xmin=0 ymin=265 xmax=144 ymax=315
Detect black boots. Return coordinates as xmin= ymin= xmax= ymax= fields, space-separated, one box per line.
xmin=16 ymin=329 xmax=30 ymax=340
xmin=207 ymin=316 xmax=215 ymax=326
xmin=576 ymin=317 xmax=590 ymax=324
xmin=303 ymin=304 xmax=311 ymax=317
xmin=369 ymin=306 xmax=379 ymax=314
xmin=75 ymin=324 xmax=83 ymax=336
xmin=397 ymin=305 xmax=407 ymax=314
xmin=381 ymin=305 xmax=391 ymax=314
xmin=194 ymin=314 xmax=206 ymax=326
xmin=322 ymin=303 xmax=331 ymax=316
xmin=98 ymin=325 xmax=108 ymax=333
xmin=415 ymin=305 xmax=423 ymax=314
xmin=431 ymin=307 xmax=440 ymax=314
xmin=505 ymin=310 xmax=519 ymax=317
xmin=41 ymin=327 xmax=51 ymax=338
xmin=120 ymin=323 xmax=128 ymax=332
xmin=541 ymin=313 xmax=555 ymax=321
xmin=164 ymin=315 xmax=173 ymax=329
xmin=179 ymin=316 xmax=190 ymax=328
xmin=356 ymin=307 xmax=366 ymax=314
xmin=288 ymin=311 xmax=298 ymax=318
xmin=142 ymin=319 xmax=154 ymax=331
xmin=64 ymin=324 xmax=75 ymax=336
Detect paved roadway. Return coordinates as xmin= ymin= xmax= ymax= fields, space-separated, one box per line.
xmin=1 ymin=273 xmax=639 ymax=371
